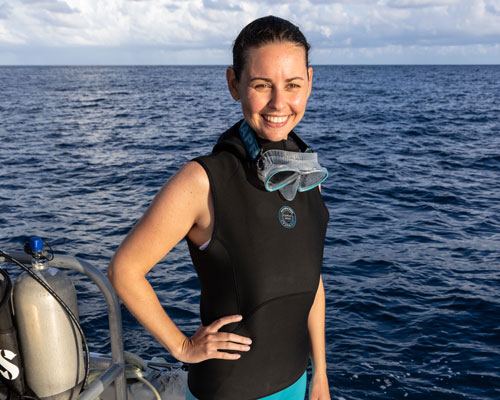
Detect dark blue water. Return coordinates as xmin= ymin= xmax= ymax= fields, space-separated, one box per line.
xmin=1 ymin=65 xmax=499 ymax=399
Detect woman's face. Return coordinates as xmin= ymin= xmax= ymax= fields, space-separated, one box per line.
xmin=227 ymin=41 xmax=313 ymax=142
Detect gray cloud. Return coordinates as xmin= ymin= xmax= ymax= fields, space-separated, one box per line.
xmin=19 ymin=0 xmax=78 ymax=14
xmin=164 ymin=4 xmax=181 ymax=11
xmin=203 ymin=0 xmax=243 ymax=12
xmin=485 ymin=1 xmax=500 ymax=16
xmin=0 ymin=2 xmax=13 ymax=19
xmin=386 ymin=0 xmax=458 ymax=9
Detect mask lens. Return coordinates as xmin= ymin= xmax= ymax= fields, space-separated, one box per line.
xmin=266 ymin=170 xmax=298 ymax=191
xmin=299 ymin=171 xmax=328 ymax=191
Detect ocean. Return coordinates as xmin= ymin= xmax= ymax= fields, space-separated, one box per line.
xmin=0 ymin=65 xmax=499 ymax=399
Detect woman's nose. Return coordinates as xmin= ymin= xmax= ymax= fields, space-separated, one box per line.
xmin=268 ymin=87 xmax=285 ymax=110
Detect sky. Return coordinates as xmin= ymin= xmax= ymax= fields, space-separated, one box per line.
xmin=1 ymin=0 xmax=500 ymax=65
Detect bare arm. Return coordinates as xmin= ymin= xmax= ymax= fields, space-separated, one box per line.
xmin=308 ymin=276 xmax=331 ymax=399
xmin=108 ymin=161 xmax=251 ymax=363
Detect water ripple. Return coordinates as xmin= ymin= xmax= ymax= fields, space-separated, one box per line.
xmin=0 ymin=66 xmax=499 ymax=399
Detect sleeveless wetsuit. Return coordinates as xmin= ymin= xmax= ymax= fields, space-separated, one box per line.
xmin=187 ymin=120 xmax=329 ymax=399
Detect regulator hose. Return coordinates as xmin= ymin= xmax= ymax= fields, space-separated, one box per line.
xmin=0 ymin=250 xmax=90 ymax=393
xmin=0 ymin=266 xmax=12 ymax=314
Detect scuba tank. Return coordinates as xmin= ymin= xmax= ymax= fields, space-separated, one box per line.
xmin=0 ymin=267 xmax=26 ymax=397
xmin=13 ymin=237 xmax=84 ymax=400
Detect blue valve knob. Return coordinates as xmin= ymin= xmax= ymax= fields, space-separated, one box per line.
xmin=29 ymin=237 xmax=43 ymax=253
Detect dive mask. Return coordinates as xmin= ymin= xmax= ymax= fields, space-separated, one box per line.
xmin=239 ymin=120 xmax=328 ymax=201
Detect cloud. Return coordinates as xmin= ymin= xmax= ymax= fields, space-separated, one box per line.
xmin=164 ymin=3 xmax=181 ymax=11
xmin=485 ymin=0 xmax=500 ymax=16
xmin=203 ymin=0 xmax=243 ymax=12
xmin=19 ymin=0 xmax=78 ymax=14
xmin=1 ymin=0 xmax=499 ymax=64
xmin=385 ymin=0 xmax=459 ymax=9
xmin=0 ymin=2 xmax=13 ymax=19
xmin=304 ymin=0 xmax=500 ymax=49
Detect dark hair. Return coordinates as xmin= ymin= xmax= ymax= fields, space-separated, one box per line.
xmin=232 ymin=15 xmax=311 ymax=81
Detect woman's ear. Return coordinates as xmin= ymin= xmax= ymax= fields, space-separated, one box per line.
xmin=226 ymin=67 xmax=240 ymax=101
xmin=307 ymin=66 xmax=313 ymax=98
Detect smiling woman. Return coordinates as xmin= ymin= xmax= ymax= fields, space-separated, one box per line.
xmin=226 ymin=41 xmax=313 ymax=142
xmin=108 ymin=15 xmax=331 ymax=400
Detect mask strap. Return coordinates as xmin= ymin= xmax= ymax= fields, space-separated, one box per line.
xmin=239 ymin=120 xmax=261 ymax=160
xmin=288 ymin=131 xmax=312 ymax=153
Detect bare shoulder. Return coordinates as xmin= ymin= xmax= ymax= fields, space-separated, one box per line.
xmin=170 ymin=161 xmax=209 ymax=189
xmin=156 ymin=161 xmax=209 ymax=204
xmin=111 ymin=161 xmax=211 ymax=273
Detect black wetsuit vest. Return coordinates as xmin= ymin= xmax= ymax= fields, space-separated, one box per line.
xmin=187 ymin=120 xmax=329 ymax=399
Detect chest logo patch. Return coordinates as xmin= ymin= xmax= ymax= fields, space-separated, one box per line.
xmin=278 ymin=206 xmax=296 ymax=229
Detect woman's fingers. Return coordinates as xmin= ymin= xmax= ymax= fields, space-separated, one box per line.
xmin=209 ymin=340 xmax=251 ymax=360
xmin=179 ymin=315 xmax=252 ymax=363
xmin=212 ymin=338 xmax=251 ymax=352
xmin=215 ymin=331 xmax=252 ymax=345
xmin=208 ymin=314 xmax=243 ymax=332
xmin=213 ymin=350 xmax=242 ymax=360
xmin=198 ymin=332 xmax=252 ymax=355
xmin=207 ymin=315 xmax=252 ymax=343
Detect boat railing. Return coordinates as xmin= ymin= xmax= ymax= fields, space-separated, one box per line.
xmin=0 ymin=251 xmax=127 ymax=400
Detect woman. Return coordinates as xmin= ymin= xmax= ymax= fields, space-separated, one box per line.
xmin=108 ymin=16 xmax=331 ymax=400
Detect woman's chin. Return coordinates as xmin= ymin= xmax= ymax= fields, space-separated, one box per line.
xmin=253 ymin=118 xmax=297 ymax=141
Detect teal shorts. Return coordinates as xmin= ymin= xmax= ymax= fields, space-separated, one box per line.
xmin=186 ymin=370 xmax=307 ymax=400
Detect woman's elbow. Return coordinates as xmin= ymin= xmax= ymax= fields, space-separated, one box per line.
xmin=107 ymin=255 xmax=122 ymax=288
xmin=107 ymin=255 xmax=145 ymax=294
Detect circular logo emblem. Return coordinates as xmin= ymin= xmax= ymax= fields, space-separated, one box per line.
xmin=278 ymin=206 xmax=296 ymax=229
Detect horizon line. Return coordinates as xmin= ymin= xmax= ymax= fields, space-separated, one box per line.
xmin=1 ymin=63 xmax=500 ymax=67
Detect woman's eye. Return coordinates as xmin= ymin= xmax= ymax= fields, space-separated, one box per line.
xmin=287 ymin=83 xmax=300 ymax=89
xmin=254 ymin=83 xmax=270 ymax=90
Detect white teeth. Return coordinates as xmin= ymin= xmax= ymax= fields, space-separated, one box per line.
xmin=263 ymin=115 xmax=288 ymax=123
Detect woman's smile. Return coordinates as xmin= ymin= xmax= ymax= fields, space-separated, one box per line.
xmin=262 ymin=114 xmax=292 ymax=126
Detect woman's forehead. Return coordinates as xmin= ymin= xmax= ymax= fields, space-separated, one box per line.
xmin=243 ymin=42 xmax=308 ymax=76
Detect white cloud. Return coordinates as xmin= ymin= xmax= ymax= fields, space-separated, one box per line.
xmin=0 ymin=0 xmax=499 ymax=64
xmin=19 ymin=0 xmax=79 ymax=13
xmin=385 ymin=0 xmax=459 ymax=9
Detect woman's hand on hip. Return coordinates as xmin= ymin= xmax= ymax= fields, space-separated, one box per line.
xmin=174 ymin=314 xmax=252 ymax=364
